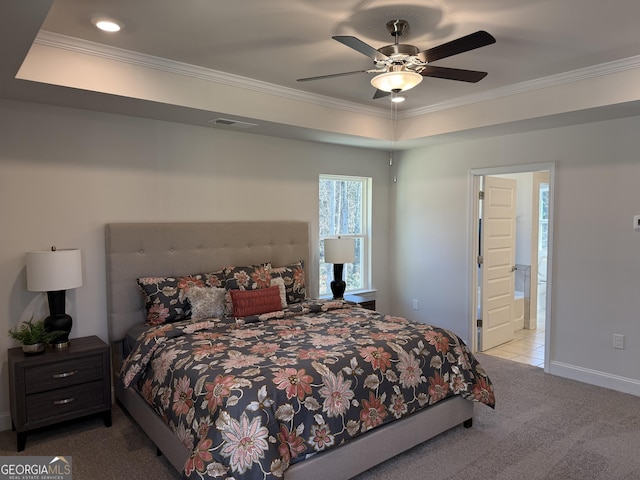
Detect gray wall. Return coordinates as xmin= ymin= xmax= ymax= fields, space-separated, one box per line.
xmin=0 ymin=99 xmax=392 ymax=426
xmin=392 ymin=115 xmax=640 ymax=394
xmin=3 ymin=96 xmax=640 ymax=431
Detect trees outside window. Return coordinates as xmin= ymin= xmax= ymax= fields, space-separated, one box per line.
xmin=319 ymin=175 xmax=371 ymax=296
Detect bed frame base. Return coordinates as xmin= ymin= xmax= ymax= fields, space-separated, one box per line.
xmin=286 ymin=395 xmax=473 ymax=480
xmin=116 ymin=378 xmax=472 ymax=480
xmin=116 ymin=379 xmax=190 ymax=472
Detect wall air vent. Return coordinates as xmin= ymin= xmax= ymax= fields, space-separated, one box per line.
xmin=209 ymin=118 xmax=258 ymax=129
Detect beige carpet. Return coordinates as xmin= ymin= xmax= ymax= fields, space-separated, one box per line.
xmin=2 ymin=354 xmax=639 ymax=479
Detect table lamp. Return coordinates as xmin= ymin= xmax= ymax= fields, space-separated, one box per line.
xmin=26 ymin=247 xmax=83 ymax=348
xmin=324 ymin=237 xmax=355 ymax=299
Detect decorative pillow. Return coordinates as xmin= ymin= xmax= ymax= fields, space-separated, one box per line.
xmin=186 ymin=286 xmax=226 ymax=320
xmin=270 ymin=277 xmax=288 ymax=308
xmin=269 ymin=261 xmax=306 ymax=304
xmin=137 ymin=270 xmax=225 ymax=325
xmin=224 ymin=263 xmax=271 ymax=291
xmin=230 ymin=285 xmax=283 ymax=317
xmin=204 ymin=270 xmax=226 ymax=288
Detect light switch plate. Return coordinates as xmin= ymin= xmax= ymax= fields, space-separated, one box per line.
xmin=634 ymin=215 xmax=640 ymax=231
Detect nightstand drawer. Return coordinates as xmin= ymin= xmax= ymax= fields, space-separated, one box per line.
xmin=26 ymin=380 xmax=105 ymax=423
xmin=24 ymin=354 xmax=104 ymax=394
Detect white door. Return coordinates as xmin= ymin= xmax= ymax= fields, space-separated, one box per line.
xmin=480 ymin=176 xmax=517 ymax=351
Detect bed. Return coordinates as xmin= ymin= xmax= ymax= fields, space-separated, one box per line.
xmin=106 ymin=222 xmax=494 ymax=480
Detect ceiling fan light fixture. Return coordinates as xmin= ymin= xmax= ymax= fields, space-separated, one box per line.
xmin=370 ymin=71 xmax=422 ymax=92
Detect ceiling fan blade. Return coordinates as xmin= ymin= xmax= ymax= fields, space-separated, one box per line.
xmin=421 ymin=65 xmax=488 ymax=83
xmin=418 ymin=31 xmax=496 ymax=63
xmin=332 ymin=36 xmax=389 ymax=62
xmin=373 ymin=89 xmax=390 ymax=99
xmin=297 ymin=70 xmax=369 ymax=82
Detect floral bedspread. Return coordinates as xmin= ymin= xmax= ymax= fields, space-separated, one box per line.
xmin=120 ymin=300 xmax=495 ymax=480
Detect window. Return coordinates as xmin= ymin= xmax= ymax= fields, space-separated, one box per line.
xmin=538 ymin=183 xmax=549 ymax=252
xmin=319 ymin=175 xmax=371 ymax=296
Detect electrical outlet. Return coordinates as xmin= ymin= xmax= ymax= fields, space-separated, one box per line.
xmin=613 ymin=334 xmax=625 ymax=349
xmin=412 ymin=299 xmax=419 ymax=311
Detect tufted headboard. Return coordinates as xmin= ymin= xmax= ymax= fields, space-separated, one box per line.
xmin=105 ymin=222 xmax=311 ymax=342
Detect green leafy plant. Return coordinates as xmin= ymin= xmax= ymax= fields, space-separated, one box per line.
xmin=8 ymin=318 xmax=64 ymax=345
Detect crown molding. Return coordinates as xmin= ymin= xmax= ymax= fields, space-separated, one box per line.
xmin=35 ymin=31 xmax=388 ymax=119
xmin=403 ymin=55 xmax=640 ymax=119
xmin=34 ymin=31 xmax=640 ymax=124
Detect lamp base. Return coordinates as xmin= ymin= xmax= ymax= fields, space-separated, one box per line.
xmin=330 ymin=263 xmax=347 ymax=299
xmin=330 ymin=280 xmax=346 ymax=299
xmin=44 ymin=313 xmax=72 ymax=348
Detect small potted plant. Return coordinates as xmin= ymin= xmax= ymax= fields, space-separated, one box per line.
xmin=8 ymin=318 xmax=64 ymax=355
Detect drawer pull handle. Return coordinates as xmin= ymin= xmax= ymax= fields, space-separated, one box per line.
xmin=52 ymin=370 xmax=78 ymax=379
xmin=53 ymin=398 xmax=75 ymax=405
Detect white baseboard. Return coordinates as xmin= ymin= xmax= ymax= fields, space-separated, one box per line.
xmin=0 ymin=410 xmax=12 ymax=432
xmin=549 ymin=360 xmax=640 ymax=397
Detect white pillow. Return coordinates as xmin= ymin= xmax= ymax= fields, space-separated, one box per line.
xmin=270 ymin=277 xmax=288 ymax=308
xmin=186 ymin=286 xmax=226 ymax=320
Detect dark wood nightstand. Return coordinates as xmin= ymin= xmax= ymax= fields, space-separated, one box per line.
xmin=8 ymin=335 xmax=112 ymax=451
xmin=344 ymin=294 xmax=376 ymax=311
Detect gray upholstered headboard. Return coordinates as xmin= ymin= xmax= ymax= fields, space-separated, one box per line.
xmin=105 ymin=222 xmax=310 ymax=341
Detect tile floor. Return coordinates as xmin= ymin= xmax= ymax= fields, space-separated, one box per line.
xmin=483 ymin=327 xmax=545 ymax=368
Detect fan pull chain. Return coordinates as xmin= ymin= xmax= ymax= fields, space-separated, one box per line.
xmin=390 ymin=96 xmax=398 ymax=182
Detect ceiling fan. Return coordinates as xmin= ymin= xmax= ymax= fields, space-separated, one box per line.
xmin=298 ymin=19 xmax=496 ymax=99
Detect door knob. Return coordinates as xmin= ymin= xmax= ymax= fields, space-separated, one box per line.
xmin=510 ymin=265 xmax=517 ymax=272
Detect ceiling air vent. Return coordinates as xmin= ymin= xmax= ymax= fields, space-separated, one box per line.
xmin=209 ymin=118 xmax=258 ymax=129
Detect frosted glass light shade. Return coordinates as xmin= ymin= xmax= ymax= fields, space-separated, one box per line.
xmin=370 ymin=71 xmax=423 ymax=92
xmin=26 ymin=248 xmax=83 ymax=292
xmin=324 ymin=238 xmax=355 ymax=264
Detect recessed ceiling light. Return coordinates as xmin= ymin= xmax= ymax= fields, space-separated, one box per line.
xmin=92 ymin=17 xmax=123 ymax=32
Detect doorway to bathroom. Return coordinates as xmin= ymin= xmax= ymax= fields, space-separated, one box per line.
xmin=470 ymin=164 xmax=553 ymax=371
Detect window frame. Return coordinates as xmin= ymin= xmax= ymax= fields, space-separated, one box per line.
xmin=538 ymin=183 xmax=549 ymax=252
xmin=318 ymin=174 xmax=372 ymax=296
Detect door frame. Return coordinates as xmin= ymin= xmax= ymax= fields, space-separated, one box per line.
xmin=530 ymin=171 xmax=550 ymax=330
xmin=468 ymin=162 xmax=555 ymax=372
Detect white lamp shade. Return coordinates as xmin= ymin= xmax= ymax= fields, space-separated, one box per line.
xmin=26 ymin=248 xmax=83 ymax=292
xmin=324 ymin=238 xmax=355 ymax=264
xmin=370 ymin=71 xmax=423 ymax=92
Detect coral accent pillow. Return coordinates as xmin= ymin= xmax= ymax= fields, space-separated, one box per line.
xmin=230 ymin=286 xmax=283 ymax=317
